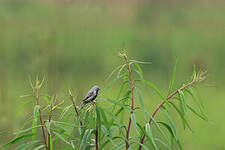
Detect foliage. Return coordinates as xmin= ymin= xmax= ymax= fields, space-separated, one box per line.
xmin=0 ymin=51 xmax=208 ymax=150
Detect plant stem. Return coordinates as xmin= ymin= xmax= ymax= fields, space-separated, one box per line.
xmin=47 ymin=103 xmax=53 ymax=150
xmin=35 ymin=89 xmax=48 ymax=150
xmin=138 ymin=80 xmax=196 ymax=150
xmin=95 ymin=124 xmax=98 ymax=150
xmin=69 ymin=90 xmax=83 ymax=126
xmin=124 ymin=55 xmax=135 ymax=149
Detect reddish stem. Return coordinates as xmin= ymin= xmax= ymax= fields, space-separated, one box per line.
xmin=69 ymin=91 xmax=83 ymax=126
xmin=96 ymin=124 xmax=98 ymax=150
xmin=124 ymin=56 xmax=135 ymax=149
xmin=35 ymin=90 xmax=48 ymax=150
xmin=138 ymin=80 xmax=196 ymax=150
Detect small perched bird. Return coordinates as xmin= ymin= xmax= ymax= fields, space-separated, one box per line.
xmin=81 ymin=85 xmax=100 ymax=105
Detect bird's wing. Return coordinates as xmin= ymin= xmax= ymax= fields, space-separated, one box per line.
xmin=83 ymin=91 xmax=94 ymax=101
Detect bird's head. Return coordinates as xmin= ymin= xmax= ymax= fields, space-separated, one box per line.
xmin=93 ymin=85 xmax=100 ymax=91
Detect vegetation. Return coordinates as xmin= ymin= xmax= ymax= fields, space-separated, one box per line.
xmin=0 ymin=51 xmax=208 ymax=150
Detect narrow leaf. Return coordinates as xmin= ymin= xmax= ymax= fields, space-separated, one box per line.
xmin=100 ymin=108 xmax=110 ymax=129
xmin=161 ymin=108 xmax=177 ymax=141
xmin=131 ymin=113 xmax=140 ymax=135
xmin=187 ymin=88 xmax=207 ymax=120
xmin=169 ymin=59 xmax=178 ymax=94
xmin=79 ymin=129 xmax=93 ymax=150
xmin=0 ymin=133 xmax=35 ymax=149
xmin=112 ymin=141 xmax=125 ymax=150
xmin=96 ymin=106 xmax=101 ymax=142
xmin=192 ymin=64 xmax=197 ymax=81
xmin=32 ymin=105 xmax=40 ymax=140
xmin=169 ymin=102 xmax=193 ymax=132
xmin=187 ymin=104 xmax=207 ymax=120
xmin=15 ymin=140 xmax=39 ymax=150
xmin=33 ymin=145 xmax=45 ymax=150
xmin=15 ymin=125 xmax=42 ymax=135
xmin=178 ymin=90 xmax=187 ymax=115
xmin=53 ymin=132 xmax=71 ymax=145
xmin=145 ymin=123 xmax=158 ymax=150
xmin=142 ymin=79 xmax=170 ymax=106
xmin=134 ymin=63 xmax=143 ymax=78
xmin=155 ymin=138 xmax=172 ymax=150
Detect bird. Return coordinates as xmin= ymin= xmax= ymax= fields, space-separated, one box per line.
xmin=81 ymin=85 xmax=100 ymax=106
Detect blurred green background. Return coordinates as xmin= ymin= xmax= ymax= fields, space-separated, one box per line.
xmin=0 ymin=0 xmax=224 ymax=149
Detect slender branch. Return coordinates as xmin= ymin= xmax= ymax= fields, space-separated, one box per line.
xmin=95 ymin=123 xmax=98 ymax=150
xmin=138 ymin=80 xmax=196 ymax=150
xmin=35 ymin=89 xmax=48 ymax=150
xmin=69 ymin=89 xmax=83 ymax=126
xmin=47 ymin=99 xmax=54 ymax=150
xmin=47 ymin=116 xmax=51 ymax=150
xmin=123 ymin=55 xmax=135 ymax=149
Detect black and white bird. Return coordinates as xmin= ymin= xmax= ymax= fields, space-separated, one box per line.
xmin=81 ymin=85 xmax=100 ymax=105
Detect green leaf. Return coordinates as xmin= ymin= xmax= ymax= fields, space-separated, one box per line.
xmin=136 ymin=88 xmax=144 ymax=109
xmin=78 ymin=111 xmax=90 ymax=147
xmin=15 ymin=125 xmax=42 ymax=135
xmin=158 ymin=109 xmax=183 ymax=150
xmin=178 ymin=90 xmax=187 ymax=116
xmin=187 ymin=88 xmax=207 ymax=120
xmin=145 ymin=111 xmax=169 ymax=143
xmin=192 ymin=64 xmax=197 ymax=81
xmin=105 ymin=64 xmax=125 ymax=82
xmin=96 ymin=106 xmax=101 ymax=142
xmin=109 ymin=107 xmax=124 ymax=127
xmin=32 ymin=105 xmax=40 ymax=140
xmin=169 ymin=59 xmax=178 ymax=94
xmin=100 ymin=108 xmax=110 ymax=129
xmin=136 ymin=88 xmax=145 ymax=119
xmin=142 ymin=79 xmax=169 ymax=106
xmin=53 ymin=131 xmax=71 ymax=145
xmin=117 ymin=64 xmax=127 ymax=79
xmin=116 ymin=81 xmax=127 ymax=100
xmin=155 ymin=138 xmax=172 ymax=150
xmin=157 ymin=122 xmax=174 ymax=139
xmin=51 ymin=128 xmax=78 ymax=141
xmin=60 ymin=104 xmax=73 ymax=119
xmin=114 ymin=107 xmax=124 ymax=117
xmin=79 ymin=129 xmax=93 ymax=150
xmin=161 ymin=108 xmax=177 ymax=141
xmin=145 ymin=123 xmax=158 ymax=150
xmin=100 ymin=76 xmax=123 ymax=97
xmin=157 ymin=121 xmax=182 ymax=150
xmin=52 ymin=120 xmax=80 ymax=128
xmin=136 ymin=123 xmax=145 ymax=135
xmin=49 ymin=134 xmax=53 ymax=150
xmin=169 ymin=102 xmax=193 ymax=132
xmin=142 ymin=79 xmax=164 ymax=99
xmin=112 ymin=141 xmax=125 ymax=150
xmin=102 ymin=98 xmax=131 ymax=110
xmin=45 ymin=120 xmax=51 ymax=135
xmin=187 ymin=104 xmax=207 ymax=120
xmin=16 ymin=119 xmax=33 ymax=138
xmin=0 ymin=133 xmax=35 ymax=149
xmin=15 ymin=140 xmax=40 ymax=150
xmin=131 ymin=113 xmax=140 ymax=135
xmin=100 ymin=136 xmax=123 ymax=150
xmin=130 ymin=59 xmax=152 ymax=65
xmin=136 ymin=142 xmax=149 ymax=150
xmin=134 ymin=63 xmax=143 ymax=78
xmin=16 ymin=100 xmax=32 ymax=113
xmin=33 ymin=145 xmax=45 ymax=150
